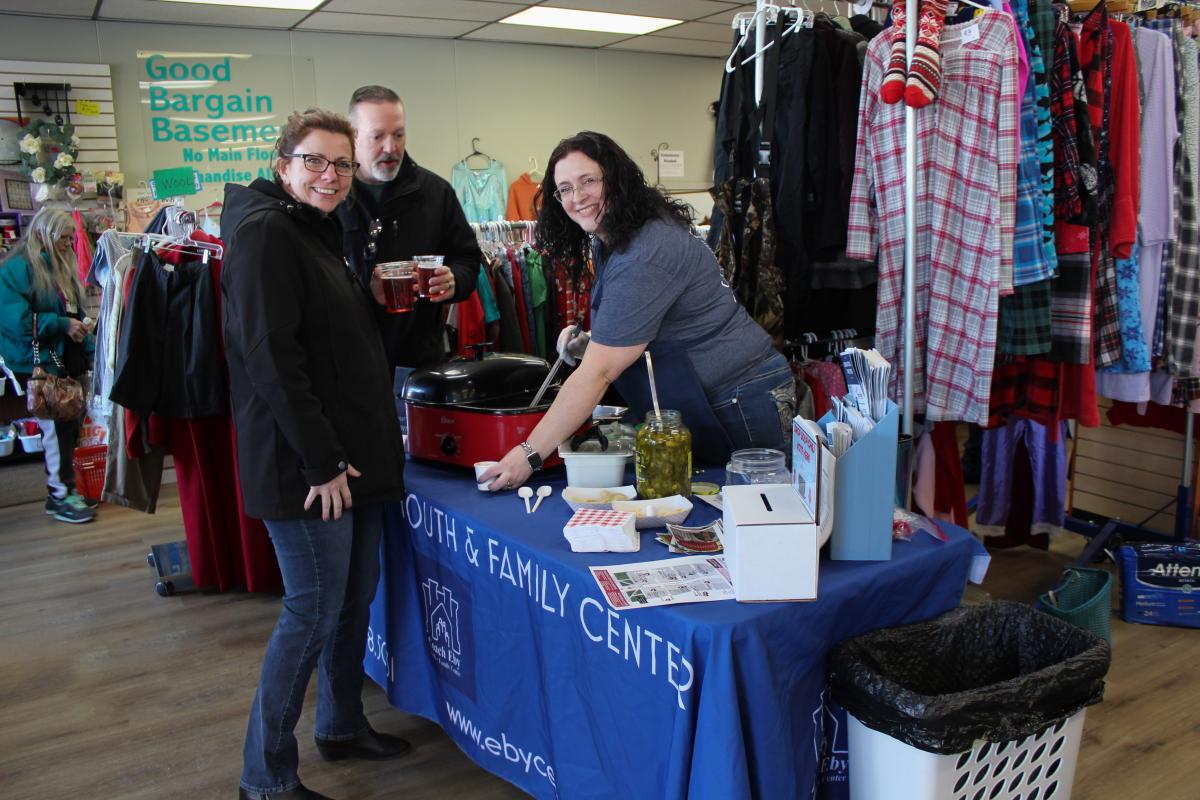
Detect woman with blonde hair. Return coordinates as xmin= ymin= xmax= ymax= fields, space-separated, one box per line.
xmin=0 ymin=206 xmax=95 ymax=524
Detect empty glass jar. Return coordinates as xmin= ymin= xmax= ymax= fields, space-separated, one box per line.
xmin=725 ymin=448 xmax=789 ymax=486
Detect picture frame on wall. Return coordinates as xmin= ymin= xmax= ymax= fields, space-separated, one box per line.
xmin=4 ymin=178 xmax=34 ymax=212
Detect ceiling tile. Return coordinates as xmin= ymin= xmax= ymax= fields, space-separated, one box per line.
xmin=605 ymin=35 xmax=728 ymax=58
xmin=97 ymin=0 xmax=307 ymax=28
xmin=321 ymin=0 xmax=524 ymax=22
xmin=699 ymin=3 xmax=754 ymax=25
xmin=546 ymin=0 xmax=741 ymax=21
xmin=650 ymin=20 xmax=734 ymax=43
xmin=296 ymin=12 xmax=480 ymax=36
xmin=463 ymin=23 xmax=627 ymax=48
xmin=0 ymin=0 xmax=96 ymax=17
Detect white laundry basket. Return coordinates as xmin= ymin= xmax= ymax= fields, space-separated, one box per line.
xmin=847 ymin=709 xmax=1086 ymax=800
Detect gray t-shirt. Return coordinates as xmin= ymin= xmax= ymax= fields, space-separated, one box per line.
xmin=590 ymin=216 xmax=776 ymax=399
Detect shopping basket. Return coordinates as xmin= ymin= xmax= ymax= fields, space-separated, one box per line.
xmin=1038 ymin=567 xmax=1113 ymax=644
xmin=72 ymin=444 xmax=107 ymax=503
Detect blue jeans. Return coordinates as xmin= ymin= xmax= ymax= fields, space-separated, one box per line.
xmin=241 ymin=504 xmax=384 ymax=795
xmin=710 ymin=353 xmax=796 ymax=452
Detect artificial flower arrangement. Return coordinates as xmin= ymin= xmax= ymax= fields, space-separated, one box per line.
xmin=18 ymin=120 xmax=80 ymax=188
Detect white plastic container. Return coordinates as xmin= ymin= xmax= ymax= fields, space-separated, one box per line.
xmin=847 ymin=709 xmax=1086 ymax=800
xmin=19 ymin=433 xmax=43 ymax=453
xmin=0 ymin=436 xmax=13 ymax=457
xmin=557 ymin=442 xmax=632 ymax=488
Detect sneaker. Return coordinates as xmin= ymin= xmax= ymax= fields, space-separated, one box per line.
xmin=51 ymin=492 xmax=95 ymax=524
xmin=46 ymin=491 xmax=98 ymax=514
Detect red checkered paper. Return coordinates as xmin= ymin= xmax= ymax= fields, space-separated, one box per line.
xmin=566 ymin=508 xmax=635 ymax=528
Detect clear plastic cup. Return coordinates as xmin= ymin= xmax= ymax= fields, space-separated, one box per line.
xmin=414 ymin=255 xmax=444 ymax=298
xmin=378 ymin=261 xmax=417 ymax=314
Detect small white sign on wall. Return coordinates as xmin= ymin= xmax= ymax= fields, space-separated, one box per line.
xmin=658 ymin=150 xmax=685 ymax=178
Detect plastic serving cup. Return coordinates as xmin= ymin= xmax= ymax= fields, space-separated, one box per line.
xmin=414 ymin=255 xmax=444 ymax=298
xmin=379 ymin=261 xmax=418 ymax=314
xmin=474 ymin=460 xmax=498 ymax=491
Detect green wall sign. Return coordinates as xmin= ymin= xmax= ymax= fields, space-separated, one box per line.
xmin=151 ymin=166 xmax=200 ymax=199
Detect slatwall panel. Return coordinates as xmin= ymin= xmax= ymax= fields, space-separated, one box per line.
xmin=1070 ymin=397 xmax=1196 ymax=533
xmin=0 ymin=60 xmax=119 ymax=174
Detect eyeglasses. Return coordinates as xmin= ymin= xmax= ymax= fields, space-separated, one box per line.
xmin=283 ymin=153 xmax=359 ymax=177
xmin=553 ymin=175 xmax=602 ymax=204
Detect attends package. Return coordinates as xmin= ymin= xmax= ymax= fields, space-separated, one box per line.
xmin=1113 ymin=542 xmax=1200 ymax=629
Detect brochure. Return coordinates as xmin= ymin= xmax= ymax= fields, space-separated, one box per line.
xmin=590 ymin=555 xmax=734 ymax=609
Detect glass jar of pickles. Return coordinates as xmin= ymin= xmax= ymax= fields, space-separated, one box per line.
xmin=635 ymin=409 xmax=692 ymax=499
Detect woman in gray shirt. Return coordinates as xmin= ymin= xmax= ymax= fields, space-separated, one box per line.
xmin=480 ymin=131 xmax=794 ymax=491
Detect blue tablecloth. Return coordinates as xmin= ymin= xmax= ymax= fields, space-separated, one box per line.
xmin=366 ymin=461 xmax=983 ymax=799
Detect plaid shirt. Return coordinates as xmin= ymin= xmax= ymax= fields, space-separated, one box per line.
xmin=1051 ymin=21 xmax=1095 ymax=224
xmin=1013 ymin=0 xmax=1058 ymax=282
xmin=997 ymin=277 xmax=1053 ymax=355
xmin=1166 ymin=31 xmax=1200 ymax=388
xmin=1011 ymin=0 xmax=1056 ymax=287
xmin=847 ymin=16 xmax=1019 ymax=424
xmin=1091 ymin=20 xmax=1129 ymax=370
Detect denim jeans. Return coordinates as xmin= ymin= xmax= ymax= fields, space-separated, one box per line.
xmin=241 ymin=503 xmax=384 ymax=795
xmin=710 ymin=352 xmax=796 ymax=452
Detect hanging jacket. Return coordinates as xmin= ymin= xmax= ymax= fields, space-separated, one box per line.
xmin=336 ymin=153 xmax=481 ymax=369
xmin=221 ymin=178 xmax=404 ymax=520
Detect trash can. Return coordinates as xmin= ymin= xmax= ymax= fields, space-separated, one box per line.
xmin=828 ymin=601 xmax=1110 ymax=800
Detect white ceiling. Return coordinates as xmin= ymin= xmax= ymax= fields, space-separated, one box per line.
xmin=0 ymin=0 xmax=761 ymax=59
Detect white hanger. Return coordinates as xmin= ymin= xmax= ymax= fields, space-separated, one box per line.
xmin=725 ymin=3 xmax=783 ymax=74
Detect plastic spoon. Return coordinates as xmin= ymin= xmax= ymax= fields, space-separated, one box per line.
xmin=531 ymin=485 xmax=552 ymax=513
xmin=518 ymin=485 xmax=534 ymax=513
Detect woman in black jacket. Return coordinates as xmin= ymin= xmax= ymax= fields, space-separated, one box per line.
xmin=221 ymin=108 xmax=409 ymax=800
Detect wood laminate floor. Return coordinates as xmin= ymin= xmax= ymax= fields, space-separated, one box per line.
xmin=0 ymin=490 xmax=1195 ymax=799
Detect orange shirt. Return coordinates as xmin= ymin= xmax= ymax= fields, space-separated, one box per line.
xmin=506 ymin=173 xmax=542 ymax=221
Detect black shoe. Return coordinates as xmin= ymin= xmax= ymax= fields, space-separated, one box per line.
xmin=238 ymin=783 xmax=334 ymax=800
xmin=315 ymin=726 xmax=413 ymax=762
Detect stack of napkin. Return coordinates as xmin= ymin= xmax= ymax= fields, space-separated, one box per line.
xmin=563 ymin=507 xmax=639 ymax=552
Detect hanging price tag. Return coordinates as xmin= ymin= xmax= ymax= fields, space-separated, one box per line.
xmin=960 ymin=23 xmax=980 ymax=45
xmin=75 ymin=99 xmax=101 ymax=117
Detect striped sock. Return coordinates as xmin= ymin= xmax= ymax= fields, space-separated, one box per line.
xmin=904 ymin=0 xmax=951 ymax=108
xmin=880 ymin=0 xmax=908 ymax=104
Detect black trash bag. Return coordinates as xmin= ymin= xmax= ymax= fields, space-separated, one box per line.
xmin=828 ymin=601 xmax=1110 ymax=755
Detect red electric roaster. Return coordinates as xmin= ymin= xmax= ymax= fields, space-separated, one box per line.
xmin=403 ymin=352 xmax=568 ymax=469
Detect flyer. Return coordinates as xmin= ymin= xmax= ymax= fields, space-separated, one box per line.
xmin=590 ymin=555 xmax=734 ymax=609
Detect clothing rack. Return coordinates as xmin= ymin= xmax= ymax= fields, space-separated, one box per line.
xmin=886 ymin=0 xmax=1193 ymax=543
xmin=110 ymin=229 xmax=223 ymax=265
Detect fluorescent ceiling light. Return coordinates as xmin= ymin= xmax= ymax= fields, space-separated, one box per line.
xmin=159 ymin=0 xmax=323 ymax=10
xmin=498 ymin=7 xmax=681 ymax=35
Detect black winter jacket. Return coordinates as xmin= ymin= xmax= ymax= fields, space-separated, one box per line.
xmin=221 ymin=178 xmax=405 ymax=520
xmin=336 ymin=153 xmax=481 ymax=369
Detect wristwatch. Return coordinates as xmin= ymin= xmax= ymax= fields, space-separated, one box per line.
xmin=519 ymin=441 xmax=543 ymax=471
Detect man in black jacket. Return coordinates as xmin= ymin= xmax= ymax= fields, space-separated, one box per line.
xmin=337 ymin=85 xmax=482 ymax=369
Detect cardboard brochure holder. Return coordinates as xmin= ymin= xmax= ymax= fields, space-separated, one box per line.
xmin=817 ymin=400 xmax=898 ymax=561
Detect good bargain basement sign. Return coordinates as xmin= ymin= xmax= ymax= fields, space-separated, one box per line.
xmin=136 ymin=51 xmax=312 ymax=197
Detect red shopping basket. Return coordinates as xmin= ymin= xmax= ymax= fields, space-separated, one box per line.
xmin=73 ymin=445 xmax=107 ymax=502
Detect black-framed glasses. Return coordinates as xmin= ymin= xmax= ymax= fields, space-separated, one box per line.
xmin=553 ymin=175 xmax=602 ymax=204
xmin=283 ymin=152 xmax=358 ymax=177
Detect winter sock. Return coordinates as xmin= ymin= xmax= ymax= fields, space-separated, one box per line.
xmin=904 ymin=0 xmax=951 ymax=108
xmin=880 ymin=0 xmax=908 ymax=104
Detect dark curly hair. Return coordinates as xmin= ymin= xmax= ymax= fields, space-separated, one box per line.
xmin=535 ymin=131 xmax=693 ymax=265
